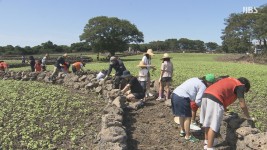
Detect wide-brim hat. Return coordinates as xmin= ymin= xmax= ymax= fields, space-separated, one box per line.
xmin=161 ymin=53 xmax=172 ymax=59
xmin=174 ymin=117 xmax=180 ymax=124
xmin=137 ymin=61 xmax=147 ymax=67
xmin=143 ymin=49 xmax=155 ymax=56
xmin=63 ymin=53 xmax=69 ymax=58
xmin=121 ymin=70 xmax=132 ymax=78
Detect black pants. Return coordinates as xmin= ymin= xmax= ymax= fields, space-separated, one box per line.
xmin=30 ymin=65 xmax=35 ymax=72
xmin=72 ymin=66 xmax=77 ymax=73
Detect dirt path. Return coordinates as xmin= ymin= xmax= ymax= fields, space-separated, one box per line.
xmin=123 ymin=99 xmax=206 ymax=150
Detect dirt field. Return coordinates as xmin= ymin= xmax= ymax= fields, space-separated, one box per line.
xmin=123 ymin=99 xmax=211 ymax=150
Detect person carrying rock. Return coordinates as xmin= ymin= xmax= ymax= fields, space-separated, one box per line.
xmin=171 ymin=74 xmax=215 ymax=143
xmin=49 ymin=53 xmax=68 ymax=80
xmin=71 ymin=61 xmax=85 ymax=74
xmin=121 ymin=70 xmax=145 ymax=109
xmin=0 ymin=61 xmax=9 ymax=73
xmin=104 ymin=56 xmax=126 ymax=89
xmin=200 ymin=77 xmax=253 ymax=150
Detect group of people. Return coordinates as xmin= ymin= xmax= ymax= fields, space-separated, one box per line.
xmin=171 ymin=74 xmax=253 ymax=150
xmin=103 ymin=49 xmax=174 ymax=106
xmin=2 ymin=50 xmax=254 ymax=150
xmin=103 ymin=49 xmax=253 ymax=150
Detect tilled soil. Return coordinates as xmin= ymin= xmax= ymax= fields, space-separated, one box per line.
xmin=123 ymin=99 xmax=206 ymax=150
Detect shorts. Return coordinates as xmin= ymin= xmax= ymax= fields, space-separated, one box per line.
xmin=200 ymin=98 xmax=224 ymax=132
xmin=171 ymin=93 xmax=192 ymax=117
xmin=161 ymin=77 xmax=172 ymax=82
xmin=132 ymin=92 xmax=145 ymax=99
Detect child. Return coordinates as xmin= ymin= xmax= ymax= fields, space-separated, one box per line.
xmin=97 ymin=70 xmax=108 ymax=80
xmin=34 ymin=60 xmax=42 ymax=72
xmin=157 ymin=53 xmax=173 ymax=101
xmin=137 ymin=61 xmax=148 ymax=96
xmin=62 ymin=62 xmax=70 ymax=74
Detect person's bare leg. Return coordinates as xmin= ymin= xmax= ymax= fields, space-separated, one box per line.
xmin=179 ymin=117 xmax=185 ymax=132
xmin=191 ymin=110 xmax=196 ymax=124
xmin=165 ymin=82 xmax=170 ymax=99
xmin=184 ymin=117 xmax=191 ymax=138
xmin=158 ymin=81 xmax=162 ymax=98
xmin=207 ymin=128 xmax=216 ymax=148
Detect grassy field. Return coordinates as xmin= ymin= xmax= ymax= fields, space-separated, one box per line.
xmin=3 ymin=51 xmax=267 ymax=145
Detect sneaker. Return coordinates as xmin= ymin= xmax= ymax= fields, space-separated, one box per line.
xmin=204 ymin=138 xmax=219 ymax=147
xmin=185 ymin=135 xmax=199 ymax=143
xmin=156 ymin=97 xmax=164 ymax=101
xmin=190 ymin=123 xmax=201 ymax=130
xmin=148 ymin=93 xmax=154 ymax=97
xmin=179 ymin=131 xmax=185 ymax=137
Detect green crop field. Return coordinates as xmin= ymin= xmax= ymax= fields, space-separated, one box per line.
xmin=0 ymin=80 xmax=104 ymax=149
xmin=1 ymin=53 xmax=267 ymax=149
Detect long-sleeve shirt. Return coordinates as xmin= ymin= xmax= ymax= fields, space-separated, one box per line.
xmin=172 ymin=77 xmax=207 ymax=106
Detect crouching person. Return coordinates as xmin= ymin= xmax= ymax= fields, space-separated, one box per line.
xmin=121 ymin=70 xmax=145 ymax=109
xmin=200 ymin=77 xmax=252 ymax=150
xmin=72 ymin=61 xmax=85 ymax=74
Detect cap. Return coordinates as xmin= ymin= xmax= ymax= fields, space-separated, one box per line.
xmin=205 ymin=74 xmax=215 ymax=83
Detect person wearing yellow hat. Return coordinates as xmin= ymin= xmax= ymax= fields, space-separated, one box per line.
xmin=156 ymin=53 xmax=173 ymax=101
xmin=141 ymin=49 xmax=156 ymax=97
xmin=171 ymin=74 xmax=215 ymax=143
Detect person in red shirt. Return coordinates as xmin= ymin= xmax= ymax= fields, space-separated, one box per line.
xmin=200 ymin=77 xmax=252 ymax=150
xmin=34 ymin=60 xmax=42 ymax=72
xmin=0 ymin=61 xmax=9 ymax=73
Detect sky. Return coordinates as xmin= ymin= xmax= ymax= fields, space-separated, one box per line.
xmin=0 ymin=0 xmax=266 ymax=47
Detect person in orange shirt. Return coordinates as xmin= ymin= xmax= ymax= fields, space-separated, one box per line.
xmin=34 ymin=60 xmax=42 ymax=72
xmin=200 ymin=77 xmax=252 ymax=150
xmin=0 ymin=61 xmax=9 ymax=73
xmin=71 ymin=62 xmax=85 ymax=73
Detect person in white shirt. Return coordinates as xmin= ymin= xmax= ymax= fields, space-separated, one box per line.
xmin=137 ymin=61 xmax=148 ymax=95
xmin=141 ymin=49 xmax=156 ymax=97
xmin=171 ymin=74 xmax=215 ymax=143
xmin=41 ymin=53 xmax=49 ymax=71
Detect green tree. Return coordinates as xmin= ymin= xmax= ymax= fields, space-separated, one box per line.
xmin=205 ymin=42 xmax=219 ymax=51
xmin=70 ymin=42 xmax=92 ymax=52
xmin=253 ymin=5 xmax=267 ymax=51
xmin=165 ymin=39 xmax=179 ymax=51
xmin=80 ymin=16 xmax=144 ymax=55
xmin=221 ymin=12 xmax=257 ymax=53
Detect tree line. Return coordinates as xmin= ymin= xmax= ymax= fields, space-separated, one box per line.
xmin=221 ymin=4 xmax=267 ymax=53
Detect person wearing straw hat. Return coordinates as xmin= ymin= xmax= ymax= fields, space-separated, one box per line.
xmin=156 ymin=53 xmax=173 ymax=101
xmin=142 ymin=49 xmax=156 ymax=97
xmin=137 ymin=61 xmax=149 ymax=96
xmin=121 ymin=70 xmax=145 ymax=104
xmin=171 ymin=74 xmax=215 ymax=143
xmin=49 ymin=53 xmax=68 ymax=80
